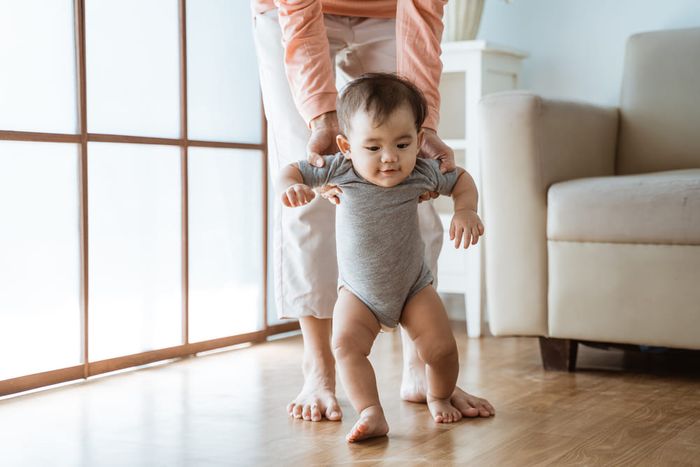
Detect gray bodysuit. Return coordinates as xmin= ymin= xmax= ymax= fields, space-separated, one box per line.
xmin=297 ymin=153 xmax=461 ymax=328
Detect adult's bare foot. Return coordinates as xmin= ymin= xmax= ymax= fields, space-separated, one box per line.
xmin=288 ymin=317 xmax=342 ymax=422
xmin=346 ymin=405 xmax=389 ymax=443
xmin=400 ymin=361 xmax=495 ymax=418
xmin=287 ymin=359 xmax=342 ymax=422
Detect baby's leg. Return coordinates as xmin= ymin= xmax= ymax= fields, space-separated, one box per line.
xmin=331 ymin=288 xmax=388 ymax=442
xmin=401 ymin=285 xmax=462 ymax=423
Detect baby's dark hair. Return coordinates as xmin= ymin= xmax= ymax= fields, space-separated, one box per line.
xmin=337 ymin=73 xmax=427 ymax=135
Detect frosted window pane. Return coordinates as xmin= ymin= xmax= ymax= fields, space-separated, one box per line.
xmin=88 ymin=143 xmax=182 ymax=361
xmin=186 ymin=1 xmax=262 ymax=143
xmin=188 ymin=148 xmax=263 ymax=342
xmin=0 ymin=142 xmax=81 ymax=380
xmin=0 ymin=0 xmax=78 ymax=133
xmin=85 ymin=0 xmax=180 ymax=138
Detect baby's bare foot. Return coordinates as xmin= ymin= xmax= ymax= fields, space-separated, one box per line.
xmin=346 ymin=405 xmax=389 ymax=443
xmin=427 ymin=397 xmax=463 ymax=424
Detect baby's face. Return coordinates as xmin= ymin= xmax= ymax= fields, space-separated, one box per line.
xmin=337 ymin=104 xmax=423 ymax=188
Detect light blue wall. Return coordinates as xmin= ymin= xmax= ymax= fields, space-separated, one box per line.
xmin=476 ymin=0 xmax=700 ymax=105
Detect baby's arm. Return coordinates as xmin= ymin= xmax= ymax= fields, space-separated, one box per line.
xmin=277 ymin=163 xmax=316 ymax=208
xmin=449 ymin=168 xmax=485 ymax=249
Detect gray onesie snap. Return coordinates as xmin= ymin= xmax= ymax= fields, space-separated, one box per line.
xmin=297 ymin=153 xmax=461 ymax=328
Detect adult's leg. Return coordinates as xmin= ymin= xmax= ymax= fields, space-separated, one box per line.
xmin=342 ymin=17 xmax=495 ymax=418
xmin=253 ymin=10 xmax=340 ymax=422
xmin=331 ymin=288 xmax=388 ymax=443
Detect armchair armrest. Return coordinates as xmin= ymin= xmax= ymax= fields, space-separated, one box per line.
xmin=478 ymin=91 xmax=618 ymax=336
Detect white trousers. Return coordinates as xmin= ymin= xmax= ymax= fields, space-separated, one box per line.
xmin=253 ymin=10 xmax=444 ymax=319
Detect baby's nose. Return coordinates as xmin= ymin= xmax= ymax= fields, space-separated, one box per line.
xmin=381 ymin=150 xmax=399 ymax=162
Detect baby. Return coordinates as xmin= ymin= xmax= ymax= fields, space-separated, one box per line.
xmin=277 ymin=73 xmax=484 ymax=443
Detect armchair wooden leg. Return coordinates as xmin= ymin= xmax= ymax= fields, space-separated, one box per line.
xmin=539 ymin=337 xmax=578 ymax=372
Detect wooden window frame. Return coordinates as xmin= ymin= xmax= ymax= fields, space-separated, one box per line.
xmin=0 ymin=0 xmax=297 ymax=398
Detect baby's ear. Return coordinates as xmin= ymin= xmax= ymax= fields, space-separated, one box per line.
xmin=336 ymin=134 xmax=351 ymax=158
xmin=416 ymin=128 xmax=425 ymax=149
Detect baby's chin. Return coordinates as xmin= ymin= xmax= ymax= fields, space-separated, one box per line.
xmin=370 ymin=171 xmax=409 ymax=187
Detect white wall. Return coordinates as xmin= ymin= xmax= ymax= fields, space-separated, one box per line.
xmin=476 ymin=0 xmax=700 ymax=106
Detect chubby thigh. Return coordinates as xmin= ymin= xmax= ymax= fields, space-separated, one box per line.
xmin=400 ymin=285 xmax=457 ymax=363
xmin=332 ymin=287 xmax=381 ymax=349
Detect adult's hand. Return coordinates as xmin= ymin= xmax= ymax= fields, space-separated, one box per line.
xmin=306 ymin=111 xmax=340 ymax=168
xmin=419 ymin=127 xmax=456 ymax=173
xmin=307 ymin=111 xmax=343 ymax=204
xmin=417 ymin=128 xmax=456 ymax=202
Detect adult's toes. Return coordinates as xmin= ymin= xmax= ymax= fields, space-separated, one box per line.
xmin=453 ymin=399 xmax=479 ymax=417
xmin=475 ymin=399 xmax=494 ymax=416
xmin=310 ymin=404 xmax=322 ymax=422
xmin=325 ymin=403 xmax=342 ymax=421
xmin=302 ymin=405 xmax=312 ymax=421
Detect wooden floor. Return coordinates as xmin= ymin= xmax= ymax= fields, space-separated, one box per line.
xmin=1 ymin=325 xmax=699 ymax=466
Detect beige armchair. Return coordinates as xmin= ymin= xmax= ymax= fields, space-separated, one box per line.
xmin=479 ymin=27 xmax=700 ymax=371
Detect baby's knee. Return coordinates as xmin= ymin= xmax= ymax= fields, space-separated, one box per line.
xmin=421 ymin=338 xmax=458 ymax=367
xmin=332 ymin=333 xmax=369 ymax=360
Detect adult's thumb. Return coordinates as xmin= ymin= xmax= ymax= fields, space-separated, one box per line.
xmin=308 ymin=152 xmax=325 ymax=167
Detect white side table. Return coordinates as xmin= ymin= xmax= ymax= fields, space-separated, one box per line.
xmin=435 ymin=41 xmax=527 ymax=337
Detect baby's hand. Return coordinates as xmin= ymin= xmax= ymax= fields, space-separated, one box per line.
xmin=281 ymin=184 xmax=316 ymax=207
xmin=450 ymin=209 xmax=485 ymax=249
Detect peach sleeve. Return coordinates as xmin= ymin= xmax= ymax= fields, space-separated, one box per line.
xmin=274 ymin=0 xmax=337 ymax=127
xmin=396 ymin=0 xmax=447 ymax=131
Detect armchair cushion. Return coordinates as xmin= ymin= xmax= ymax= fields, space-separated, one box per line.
xmin=617 ymin=28 xmax=700 ymax=175
xmin=548 ymin=169 xmax=700 ymax=244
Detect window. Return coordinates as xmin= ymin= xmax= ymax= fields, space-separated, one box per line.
xmin=0 ymin=0 xmax=294 ymax=398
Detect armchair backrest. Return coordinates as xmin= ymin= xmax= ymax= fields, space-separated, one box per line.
xmin=616 ymin=27 xmax=700 ymax=175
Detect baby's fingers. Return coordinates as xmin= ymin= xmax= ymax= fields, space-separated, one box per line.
xmin=471 ymin=226 xmax=480 ymax=245
xmin=453 ymin=226 xmax=464 ymax=248
xmin=285 ymin=189 xmax=299 ymax=207
xmin=463 ymin=229 xmax=472 ymax=249
xmin=293 ymin=186 xmax=314 ymax=206
xmin=281 ymin=193 xmax=292 ymax=207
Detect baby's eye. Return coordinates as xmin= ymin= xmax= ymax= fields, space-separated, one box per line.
xmin=365 ymin=146 xmax=380 ymax=152
xmin=397 ymin=143 xmax=410 ymax=149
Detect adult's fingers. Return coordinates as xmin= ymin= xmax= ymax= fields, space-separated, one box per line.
xmin=438 ymin=152 xmax=456 ymax=173
xmin=307 ymin=152 xmax=325 ymax=168
xmin=319 ymin=185 xmax=342 ymax=205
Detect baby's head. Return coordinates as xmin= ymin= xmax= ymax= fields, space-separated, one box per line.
xmin=336 ymin=73 xmax=427 ymax=187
